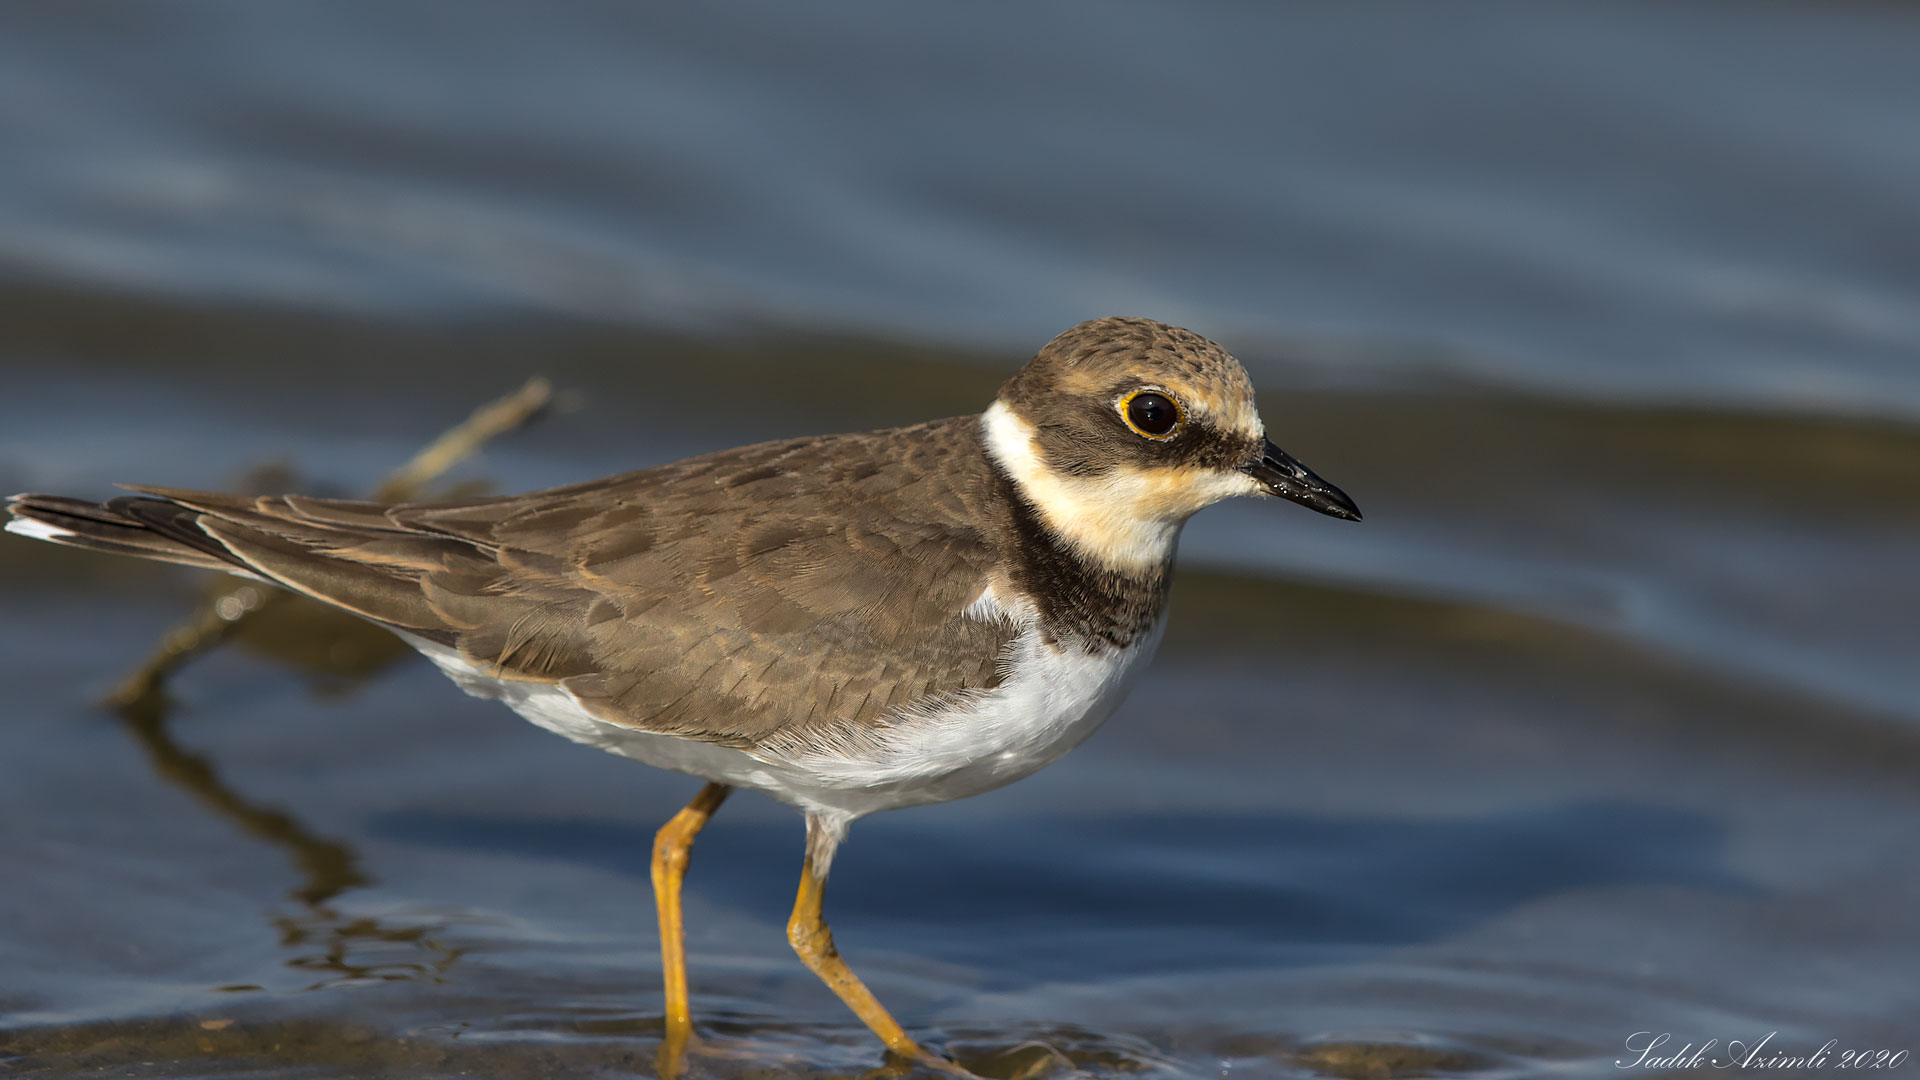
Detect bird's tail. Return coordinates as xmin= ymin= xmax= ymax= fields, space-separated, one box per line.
xmin=5 ymin=492 xmax=258 ymax=577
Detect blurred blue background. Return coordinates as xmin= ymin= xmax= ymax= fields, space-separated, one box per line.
xmin=2 ymin=4 xmax=1917 ymax=1078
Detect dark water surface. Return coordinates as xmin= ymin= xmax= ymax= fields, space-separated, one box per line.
xmin=3 ymin=3 xmax=1918 ymax=1078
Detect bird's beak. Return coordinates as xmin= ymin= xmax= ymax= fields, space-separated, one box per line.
xmin=1240 ymin=439 xmax=1362 ymax=522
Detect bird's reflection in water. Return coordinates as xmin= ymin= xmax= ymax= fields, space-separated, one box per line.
xmin=113 ymin=597 xmax=467 ymax=991
xmin=274 ymin=909 xmax=466 ymax=990
xmin=94 ymin=399 xmax=552 ymax=993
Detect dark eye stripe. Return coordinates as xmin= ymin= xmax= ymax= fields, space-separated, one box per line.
xmin=1122 ymin=390 xmax=1181 ymax=439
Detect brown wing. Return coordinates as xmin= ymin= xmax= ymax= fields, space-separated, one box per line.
xmin=114 ymin=416 xmax=1015 ymax=748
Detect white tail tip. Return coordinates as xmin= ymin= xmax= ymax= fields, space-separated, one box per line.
xmin=4 ymin=517 xmax=75 ymax=542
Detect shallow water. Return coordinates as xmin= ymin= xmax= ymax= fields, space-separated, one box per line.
xmin=3 ymin=3 xmax=1919 ymax=1078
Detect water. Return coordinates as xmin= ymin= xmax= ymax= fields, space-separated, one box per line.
xmin=2 ymin=3 xmax=1918 ymax=1077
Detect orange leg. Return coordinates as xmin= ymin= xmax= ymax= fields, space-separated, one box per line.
xmin=787 ymin=814 xmax=971 ymax=1075
xmin=651 ymin=782 xmax=731 ymax=1071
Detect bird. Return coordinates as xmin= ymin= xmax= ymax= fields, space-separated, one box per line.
xmin=5 ymin=316 xmax=1360 ymax=1073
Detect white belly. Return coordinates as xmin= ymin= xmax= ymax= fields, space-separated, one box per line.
xmin=395 ymin=615 xmax=1163 ymax=824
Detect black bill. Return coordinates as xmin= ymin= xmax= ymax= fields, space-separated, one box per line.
xmin=1241 ymin=439 xmax=1362 ymax=522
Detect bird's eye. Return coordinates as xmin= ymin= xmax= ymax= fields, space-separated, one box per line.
xmin=1121 ymin=390 xmax=1182 ymax=439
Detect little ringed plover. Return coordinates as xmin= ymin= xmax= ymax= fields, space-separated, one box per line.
xmin=6 ymin=316 xmax=1360 ymax=1071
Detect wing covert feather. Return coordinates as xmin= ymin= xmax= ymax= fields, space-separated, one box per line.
xmin=152 ymin=417 xmax=1017 ymax=748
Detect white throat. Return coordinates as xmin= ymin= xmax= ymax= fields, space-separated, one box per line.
xmin=982 ymin=399 xmax=1237 ymax=572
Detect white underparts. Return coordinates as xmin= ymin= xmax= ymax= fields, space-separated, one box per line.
xmin=979 ymin=400 xmax=1261 ymax=572
xmin=391 ymin=584 xmax=1164 ymax=823
xmin=759 ymin=585 xmax=1161 ymax=809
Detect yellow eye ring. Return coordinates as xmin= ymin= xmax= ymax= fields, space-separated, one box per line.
xmin=1119 ymin=388 xmax=1183 ymax=440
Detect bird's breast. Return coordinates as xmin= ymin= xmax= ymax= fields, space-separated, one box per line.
xmin=763 ymin=612 xmax=1167 ymax=812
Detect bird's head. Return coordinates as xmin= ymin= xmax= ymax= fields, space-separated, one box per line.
xmin=984 ymin=316 xmax=1359 ymax=571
